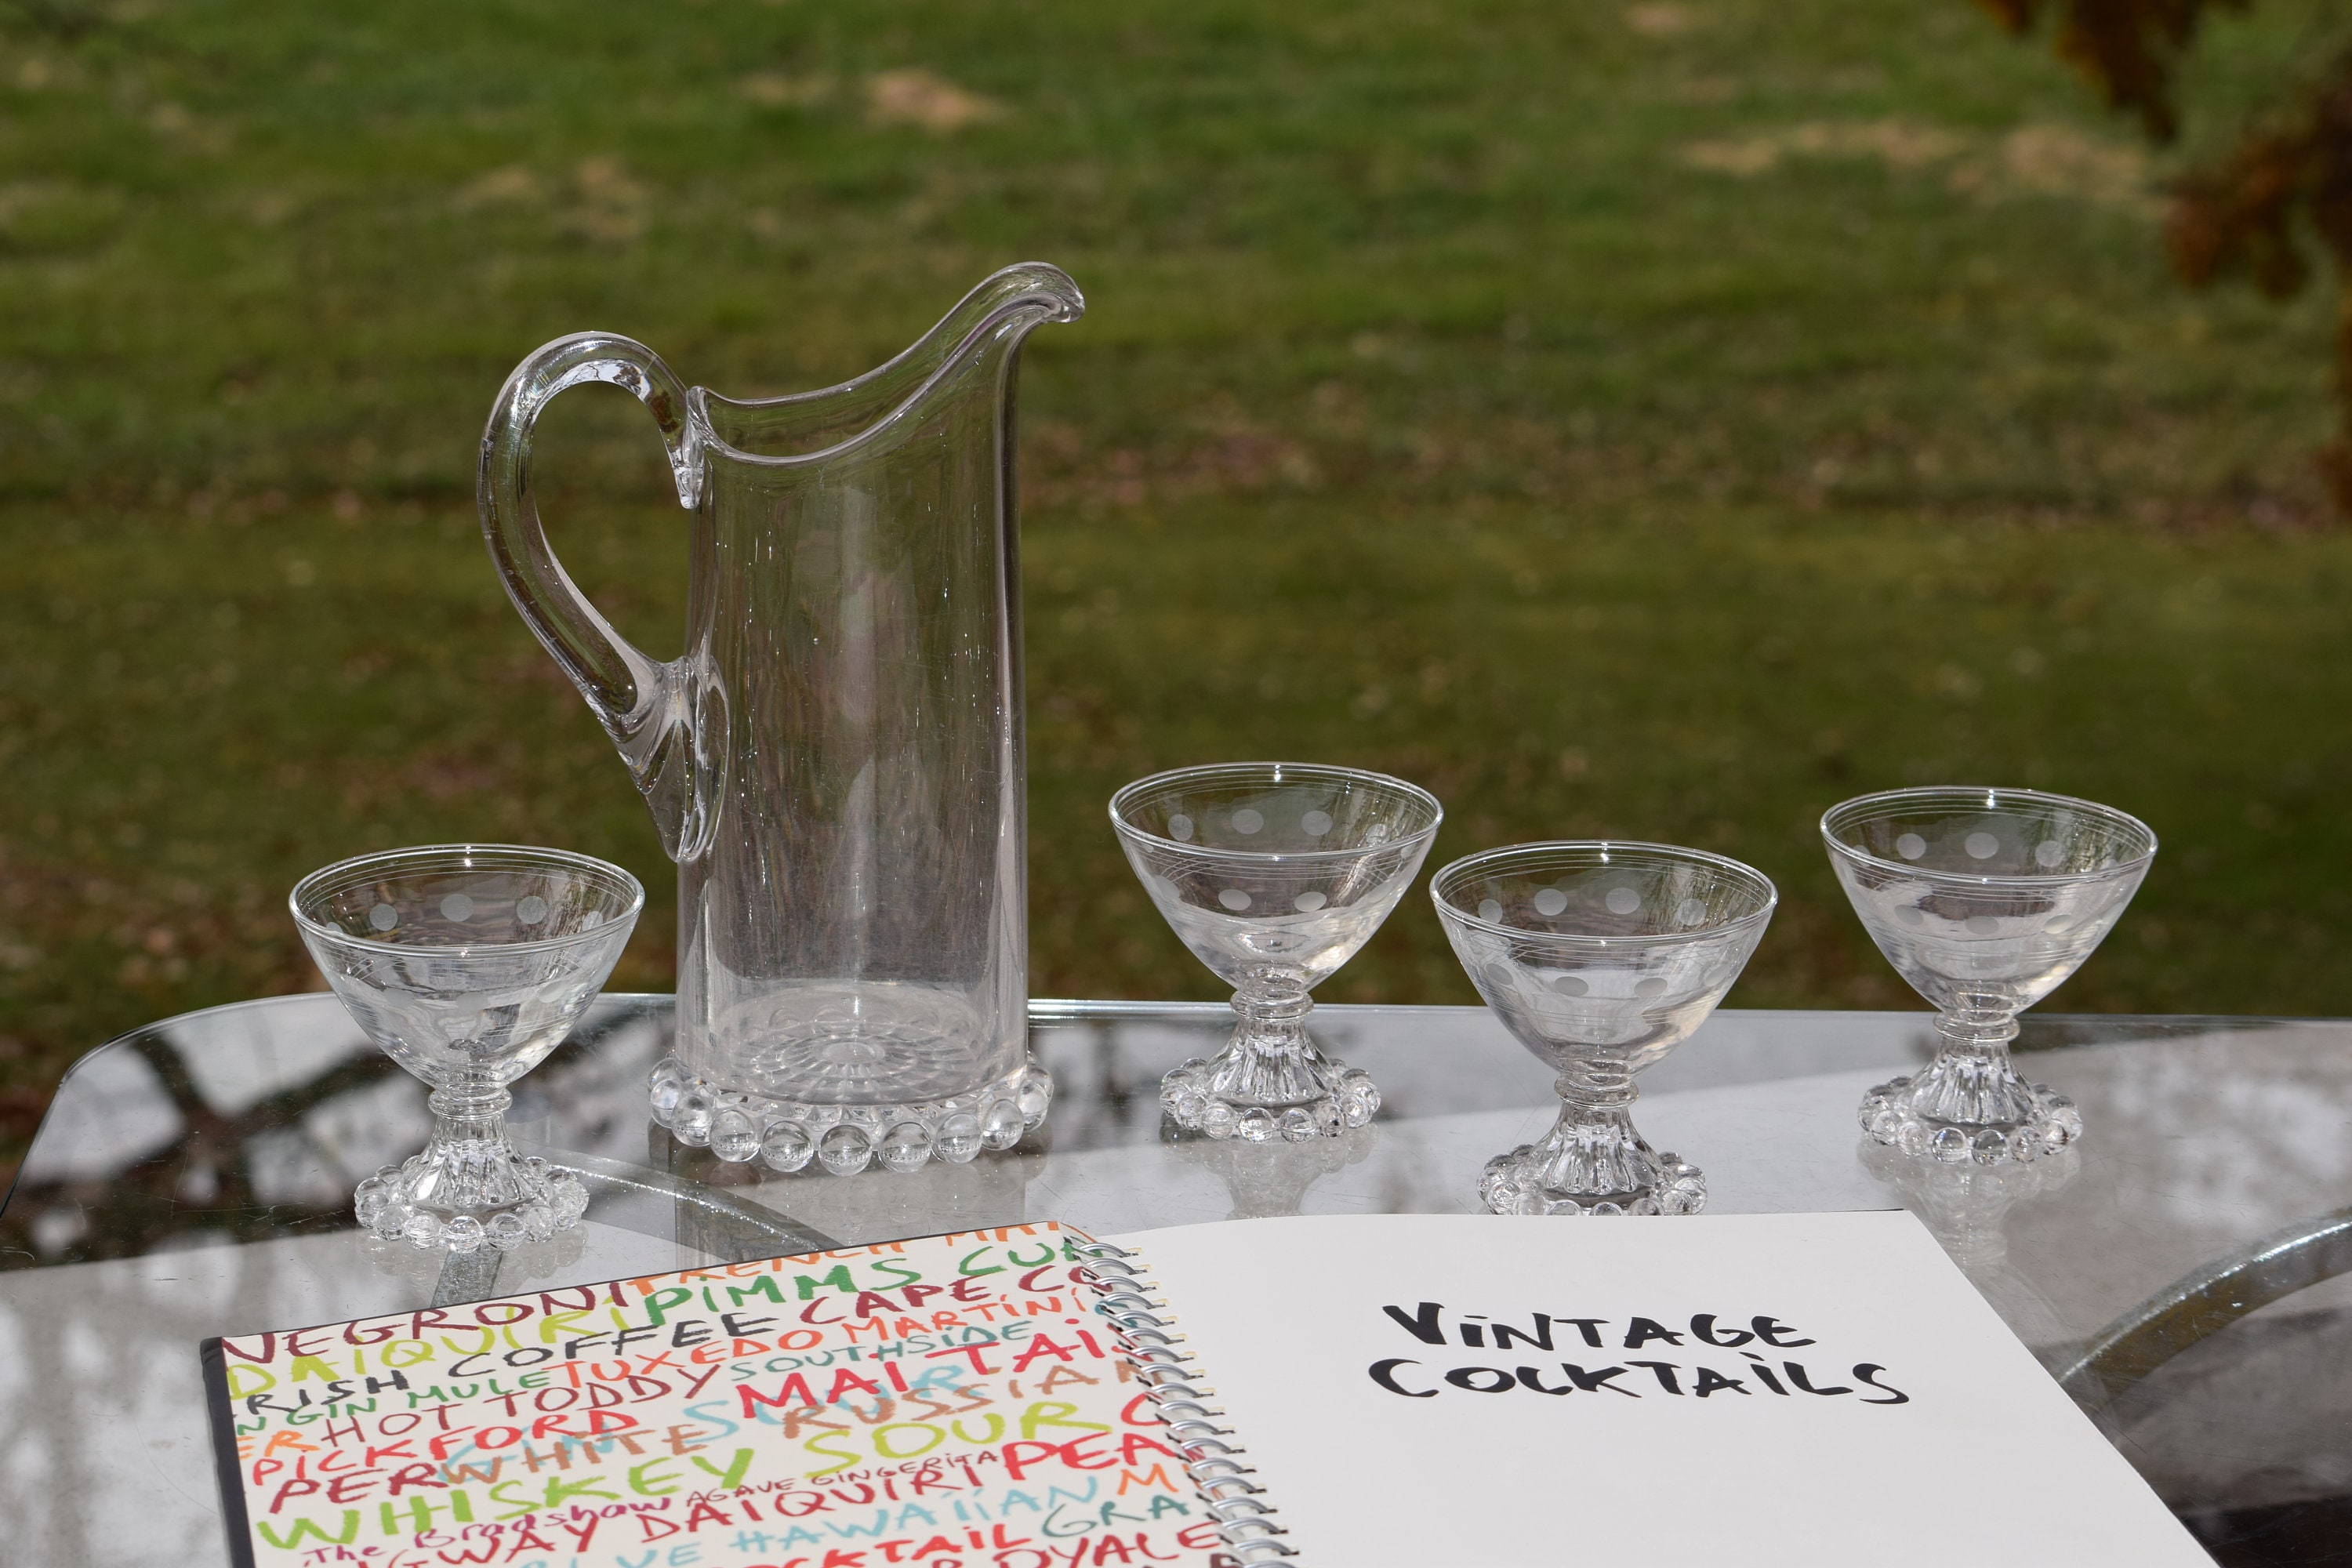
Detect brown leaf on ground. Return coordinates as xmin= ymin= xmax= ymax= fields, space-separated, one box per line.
xmin=1624 ymin=3 xmax=1700 ymax=37
xmin=865 ymin=69 xmax=1006 ymax=133
xmin=1681 ymin=137 xmax=1782 ymax=176
xmin=1993 ymin=123 xmax=2151 ymax=209
xmin=1683 ymin=118 xmax=1967 ymax=176
xmin=739 ymin=71 xmax=834 ymax=109
xmin=1790 ymin=118 xmax=1968 ymax=169
xmin=455 ymin=164 xmax=540 ymax=209
xmin=564 ymin=155 xmax=649 ymax=243
xmin=1682 ymin=118 xmax=2149 ymax=211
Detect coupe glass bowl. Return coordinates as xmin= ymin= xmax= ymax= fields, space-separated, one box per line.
xmin=1112 ymin=762 xmax=1443 ymax=1141
xmin=1824 ymin=786 xmax=2154 ymax=1164
xmin=1432 ymin=841 xmax=1775 ymax=1214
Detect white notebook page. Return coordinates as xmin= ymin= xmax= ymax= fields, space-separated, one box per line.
xmin=1112 ymin=1211 xmax=2210 ymax=1566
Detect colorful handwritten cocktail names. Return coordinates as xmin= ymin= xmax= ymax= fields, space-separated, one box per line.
xmin=204 ymin=1225 xmax=1225 ymax=1568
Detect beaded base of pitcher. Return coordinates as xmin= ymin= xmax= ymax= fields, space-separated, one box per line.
xmin=649 ymin=1055 xmax=1052 ymax=1175
xmin=354 ymin=1083 xmax=589 ymax=1251
xmin=1480 ymin=1098 xmax=1707 ymax=1217
xmin=1857 ymin=1014 xmax=2083 ymax=1167
xmin=1158 ymin=989 xmax=1380 ymax=1142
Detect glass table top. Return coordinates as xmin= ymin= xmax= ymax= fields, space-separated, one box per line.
xmin=2 ymin=995 xmax=2348 ymax=1566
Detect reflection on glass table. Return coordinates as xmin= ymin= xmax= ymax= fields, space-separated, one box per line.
xmin=2 ymin=995 xmax=2348 ymax=1567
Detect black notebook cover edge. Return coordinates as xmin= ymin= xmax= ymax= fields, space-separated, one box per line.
xmin=200 ymin=1336 xmax=258 ymax=1568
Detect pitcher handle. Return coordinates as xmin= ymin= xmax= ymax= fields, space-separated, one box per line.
xmin=477 ymin=332 xmax=717 ymax=862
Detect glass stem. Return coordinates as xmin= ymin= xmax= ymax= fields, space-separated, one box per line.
xmin=1234 ymin=975 xmax=1312 ymax=1033
xmin=407 ymin=1070 xmax=531 ymax=1214
xmin=1918 ymin=1008 xmax=2040 ymax=1127
xmin=1936 ymin=1008 xmax=2022 ymax=1062
xmin=1555 ymin=1061 xmax=1637 ymax=1113
xmin=1533 ymin=1076 xmax=1661 ymax=1197
xmin=429 ymin=1071 xmax=514 ymax=1148
xmin=1209 ymin=978 xmax=1334 ymax=1107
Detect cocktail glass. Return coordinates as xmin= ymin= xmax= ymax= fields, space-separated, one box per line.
xmin=1432 ymin=841 xmax=1776 ymax=1214
xmin=291 ymin=844 xmax=643 ymax=1251
xmin=1111 ymin=763 xmax=1443 ymax=1142
xmin=1824 ymin=786 xmax=2155 ymax=1164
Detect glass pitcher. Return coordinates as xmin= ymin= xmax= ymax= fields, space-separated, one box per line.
xmin=478 ymin=263 xmax=1083 ymax=1174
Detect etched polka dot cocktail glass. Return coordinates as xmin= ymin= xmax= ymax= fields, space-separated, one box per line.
xmin=291 ymin=845 xmax=642 ymax=1252
xmin=1112 ymin=763 xmax=1443 ymax=1142
xmin=1432 ymin=842 xmax=1777 ymax=1216
xmin=1824 ymin=787 xmax=2156 ymax=1166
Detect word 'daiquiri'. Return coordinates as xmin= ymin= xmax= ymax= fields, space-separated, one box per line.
xmin=1367 ymin=1302 xmax=1911 ymax=1404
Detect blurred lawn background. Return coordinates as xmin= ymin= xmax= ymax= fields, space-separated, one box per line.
xmin=1 ymin=0 xmax=2348 ymax=1165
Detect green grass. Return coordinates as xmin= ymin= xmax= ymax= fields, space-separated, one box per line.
xmin=2 ymin=0 xmax=2349 ymax=1162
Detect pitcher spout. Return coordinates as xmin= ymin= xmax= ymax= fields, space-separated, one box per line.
xmin=688 ymin=262 xmax=1085 ymax=463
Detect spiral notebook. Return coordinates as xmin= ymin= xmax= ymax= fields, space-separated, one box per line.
xmin=201 ymin=1211 xmax=2212 ymax=1567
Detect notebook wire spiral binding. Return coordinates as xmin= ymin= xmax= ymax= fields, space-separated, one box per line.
xmin=1073 ymin=1238 xmax=1299 ymax=1564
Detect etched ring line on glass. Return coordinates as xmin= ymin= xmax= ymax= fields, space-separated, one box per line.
xmin=1112 ymin=763 xmax=1443 ymax=1142
xmin=1431 ymin=842 xmax=1776 ymax=1216
xmin=1824 ymin=786 xmax=2156 ymax=1166
xmin=480 ymin=265 xmax=1083 ymax=1172
xmin=290 ymin=844 xmax=643 ymax=1253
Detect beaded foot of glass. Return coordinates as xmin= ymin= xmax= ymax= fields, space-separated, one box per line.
xmin=1479 ymin=1106 xmax=1708 ymax=1216
xmin=648 ymin=1055 xmax=1052 ymax=1174
xmin=354 ymin=1104 xmax=590 ymax=1252
xmin=1857 ymin=1052 xmax=2082 ymax=1167
xmin=1158 ymin=1035 xmax=1381 ymax=1142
